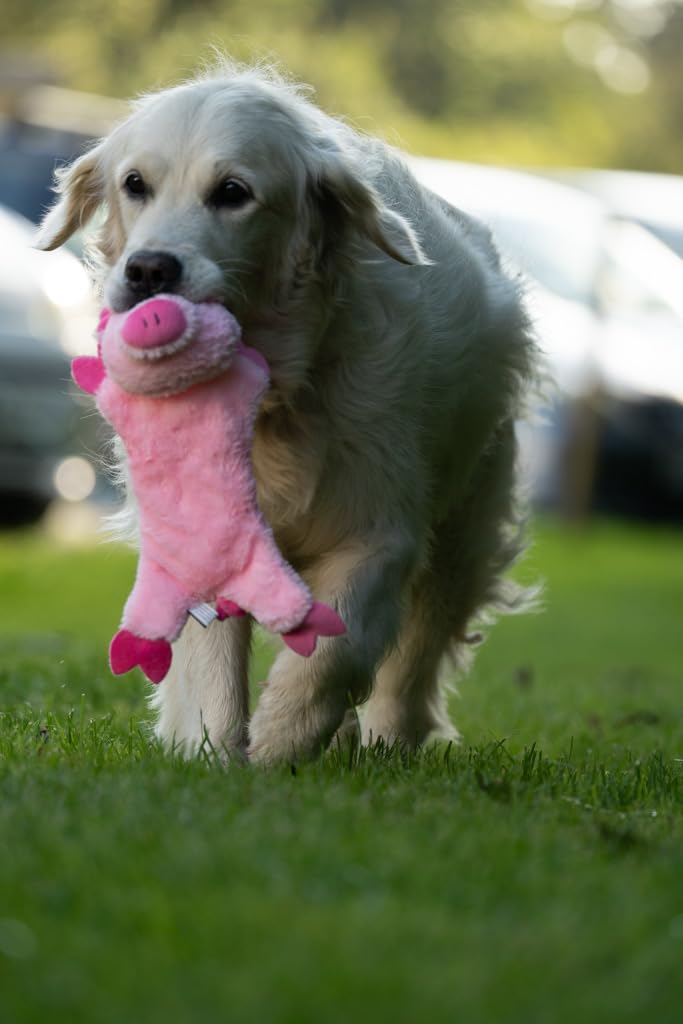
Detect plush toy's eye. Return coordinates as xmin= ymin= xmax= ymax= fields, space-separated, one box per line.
xmin=207 ymin=178 xmax=253 ymax=210
xmin=123 ymin=171 xmax=147 ymax=200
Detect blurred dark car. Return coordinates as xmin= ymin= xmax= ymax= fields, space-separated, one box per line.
xmin=0 ymin=204 xmax=99 ymax=525
xmin=409 ymin=158 xmax=683 ymax=521
xmin=0 ymin=82 xmax=124 ymax=226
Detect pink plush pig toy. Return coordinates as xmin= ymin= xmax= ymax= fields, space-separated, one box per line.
xmin=72 ymin=294 xmax=345 ymax=684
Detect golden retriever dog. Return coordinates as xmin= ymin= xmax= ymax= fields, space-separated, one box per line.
xmin=38 ymin=62 xmax=536 ymax=764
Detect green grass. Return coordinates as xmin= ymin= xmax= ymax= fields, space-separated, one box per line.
xmin=0 ymin=519 xmax=681 ymax=1023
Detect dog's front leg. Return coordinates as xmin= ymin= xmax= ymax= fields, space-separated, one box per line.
xmin=150 ymin=615 xmax=252 ymax=760
xmin=248 ymin=532 xmax=417 ymax=765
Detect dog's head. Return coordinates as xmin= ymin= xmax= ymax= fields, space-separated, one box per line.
xmin=37 ymin=66 xmax=427 ymax=393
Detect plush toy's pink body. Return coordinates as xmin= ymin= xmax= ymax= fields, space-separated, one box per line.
xmin=72 ymin=295 xmax=344 ymax=683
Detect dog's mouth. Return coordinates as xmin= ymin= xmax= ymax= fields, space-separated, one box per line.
xmin=112 ymin=268 xmax=225 ymax=307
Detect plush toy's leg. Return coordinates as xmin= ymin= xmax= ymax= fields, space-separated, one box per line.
xmin=219 ymin=553 xmax=344 ymax=655
xmin=217 ymin=534 xmax=313 ymax=635
xmin=281 ymin=601 xmax=346 ymax=657
xmin=123 ymin=559 xmax=192 ymax=639
xmin=111 ymin=560 xmax=193 ymax=684
xmin=216 ymin=592 xmax=343 ymax=657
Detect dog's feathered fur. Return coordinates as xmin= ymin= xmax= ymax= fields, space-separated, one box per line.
xmin=38 ymin=62 xmax=537 ymax=763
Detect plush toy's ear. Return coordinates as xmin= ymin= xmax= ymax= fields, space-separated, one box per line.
xmin=35 ymin=144 xmax=104 ymax=251
xmin=313 ymin=149 xmax=429 ymax=266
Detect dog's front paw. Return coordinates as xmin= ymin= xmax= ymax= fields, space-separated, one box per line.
xmin=331 ymin=706 xmax=361 ymax=756
xmin=248 ymin=666 xmax=346 ymax=766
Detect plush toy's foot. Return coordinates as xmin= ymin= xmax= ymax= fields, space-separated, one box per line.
xmin=282 ymin=601 xmax=346 ymax=658
xmin=215 ymin=598 xmax=247 ymax=620
xmin=109 ymin=629 xmax=173 ymax=684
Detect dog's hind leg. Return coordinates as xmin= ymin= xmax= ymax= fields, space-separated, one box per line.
xmin=362 ymin=421 xmax=530 ymax=750
xmin=360 ymin=570 xmax=460 ymax=750
xmin=150 ymin=614 xmax=252 ymax=760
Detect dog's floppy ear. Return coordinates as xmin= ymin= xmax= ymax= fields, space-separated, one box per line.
xmin=36 ymin=144 xmax=104 ymax=251
xmin=313 ymin=148 xmax=429 ymax=266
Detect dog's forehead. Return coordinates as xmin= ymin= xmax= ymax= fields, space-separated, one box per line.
xmin=127 ymin=87 xmax=200 ymax=146
xmin=122 ymin=82 xmax=305 ymax=176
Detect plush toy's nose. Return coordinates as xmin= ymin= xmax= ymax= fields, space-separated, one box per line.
xmin=122 ymin=298 xmax=188 ymax=350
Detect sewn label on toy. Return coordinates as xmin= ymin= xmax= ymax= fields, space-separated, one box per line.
xmin=188 ymin=603 xmax=219 ymax=628
xmin=72 ymin=294 xmax=345 ymax=684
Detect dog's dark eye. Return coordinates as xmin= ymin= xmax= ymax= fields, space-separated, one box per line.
xmin=123 ymin=171 xmax=147 ymax=200
xmin=208 ymin=178 xmax=253 ymax=210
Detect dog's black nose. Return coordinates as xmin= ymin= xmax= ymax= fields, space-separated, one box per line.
xmin=125 ymin=250 xmax=182 ymax=299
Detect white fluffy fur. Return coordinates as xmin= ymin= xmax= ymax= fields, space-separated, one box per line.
xmin=38 ymin=62 xmax=537 ymax=764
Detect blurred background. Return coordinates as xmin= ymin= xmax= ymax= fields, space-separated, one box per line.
xmin=1 ymin=0 xmax=682 ymax=534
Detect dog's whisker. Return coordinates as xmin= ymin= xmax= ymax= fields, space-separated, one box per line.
xmin=215 ymin=256 xmax=258 ymax=269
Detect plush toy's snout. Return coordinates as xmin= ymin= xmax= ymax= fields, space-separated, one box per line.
xmin=122 ymin=297 xmax=191 ymax=353
xmin=95 ymin=295 xmax=239 ymax=396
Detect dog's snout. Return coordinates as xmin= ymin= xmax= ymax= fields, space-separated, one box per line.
xmin=125 ymin=250 xmax=182 ymax=299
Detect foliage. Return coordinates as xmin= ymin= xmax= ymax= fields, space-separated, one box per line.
xmin=4 ymin=0 xmax=683 ymax=170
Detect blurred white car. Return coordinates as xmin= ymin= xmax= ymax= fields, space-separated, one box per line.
xmin=408 ymin=158 xmax=683 ymax=520
xmin=554 ymin=168 xmax=683 ymax=262
xmin=0 ymin=204 xmax=100 ymax=524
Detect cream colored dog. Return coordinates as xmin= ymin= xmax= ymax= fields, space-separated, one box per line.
xmin=38 ymin=62 xmax=537 ymax=764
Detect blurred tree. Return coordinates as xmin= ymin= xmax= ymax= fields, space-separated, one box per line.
xmin=2 ymin=0 xmax=682 ymax=170
xmin=619 ymin=1 xmax=683 ymax=168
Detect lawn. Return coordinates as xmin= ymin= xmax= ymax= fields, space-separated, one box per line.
xmin=0 ymin=517 xmax=681 ymax=1023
